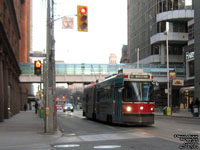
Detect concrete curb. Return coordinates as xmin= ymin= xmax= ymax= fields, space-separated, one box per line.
xmin=155 ymin=113 xmax=200 ymax=119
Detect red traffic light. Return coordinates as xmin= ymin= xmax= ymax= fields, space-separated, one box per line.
xmin=35 ymin=60 xmax=41 ymax=68
xmin=77 ymin=5 xmax=88 ymax=32
xmin=34 ymin=60 xmax=42 ymax=75
xmin=80 ymin=7 xmax=87 ymax=15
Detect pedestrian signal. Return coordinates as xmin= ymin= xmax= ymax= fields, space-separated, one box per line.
xmin=34 ymin=60 xmax=42 ymax=75
xmin=77 ymin=5 xmax=88 ymax=32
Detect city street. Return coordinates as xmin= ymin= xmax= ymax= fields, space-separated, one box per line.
xmin=53 ymin=110 xmax=200 ymax=150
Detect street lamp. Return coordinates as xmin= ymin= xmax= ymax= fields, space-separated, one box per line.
xmin=165 ymin=22 xmax=171 ymax=115
xmin=135 ymin=48 xmax=140 ymax=68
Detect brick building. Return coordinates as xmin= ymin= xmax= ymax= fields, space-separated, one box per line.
xmin=0 ymin=0 xmax=32 ymax=122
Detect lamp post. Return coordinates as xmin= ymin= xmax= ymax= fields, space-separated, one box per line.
xmin=165 ymin=22 xmax=171 ymax=115
xmin=137 ymin=48 xmax=139 ymax=68
xmin=135 ymin=48 xmax=140 ymax=68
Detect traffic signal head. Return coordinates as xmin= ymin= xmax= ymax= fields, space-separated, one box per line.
xmin=34 ymin=60 xmax=42 ymax=75
xmin=77 ymin=5 xmax=88 ymax=32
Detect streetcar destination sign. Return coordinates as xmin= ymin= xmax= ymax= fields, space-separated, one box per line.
xmin=130 ymin=74 xmax=150 ymax=79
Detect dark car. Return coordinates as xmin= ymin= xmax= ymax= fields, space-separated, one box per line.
xmin=63 ymin=103 xmax=74 ymax=112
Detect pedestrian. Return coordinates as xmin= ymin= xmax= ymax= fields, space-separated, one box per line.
xmin=189 ymin=101 xmax=194 ymax=114
xmin=35 ymin=101 xmax=38 ymax=114
xmin=24 ymin=103 xmax=27 ymax=112
xmin=195 ymin=98 xmax=199 ymax=112
xmin=195 ymin=98 xmax=199 ymax=107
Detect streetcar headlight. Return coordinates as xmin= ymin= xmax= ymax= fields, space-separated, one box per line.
xmin=150 ymin=107 xmax=154 ymax=111
xmin=126 ymin=106 xmax=132 ymax=112
xmin=140 ymin=106 xmax=144 ymax=110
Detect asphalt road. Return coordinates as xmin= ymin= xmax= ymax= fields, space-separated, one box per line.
xmin=52 ymin=110 xmax=200 ymax=150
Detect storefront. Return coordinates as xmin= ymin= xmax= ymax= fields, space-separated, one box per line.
xmin=179 ymin=86 xmax=194 ymax=108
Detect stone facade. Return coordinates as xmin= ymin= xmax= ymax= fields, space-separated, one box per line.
xmin=0 ymin=0 xmax=32 ymax=122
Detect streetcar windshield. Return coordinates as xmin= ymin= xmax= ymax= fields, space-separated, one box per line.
xmin=122 ymin=81 xmax=154 ymax=102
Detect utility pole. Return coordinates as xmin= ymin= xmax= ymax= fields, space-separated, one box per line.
xmin=45 ymin=0 xmax=56 ymax=133
xmin=137 ymin=48 xmax=139 ymax=69
xmin=165 ymin=22 xmax=171 ymax=116
xmin=51 ymin=0 xmax=57 ymax=131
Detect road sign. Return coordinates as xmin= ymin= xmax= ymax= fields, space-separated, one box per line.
xmin=173 ymin=80 xmax=184 ymax=86
xmin=62 ymin=17 xmax=74 ymax=29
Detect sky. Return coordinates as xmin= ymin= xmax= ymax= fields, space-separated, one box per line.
xmin=32 ymin=0 xmax=127 ymax=64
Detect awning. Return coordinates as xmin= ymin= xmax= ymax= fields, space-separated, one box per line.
xmin=179 ymin=86 xmax=194 ymax=93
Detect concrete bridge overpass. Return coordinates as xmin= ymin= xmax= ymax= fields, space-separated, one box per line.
xmin=19 ymin=63 xmax=185 ymax=84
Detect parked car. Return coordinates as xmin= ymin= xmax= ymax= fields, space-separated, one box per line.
xmin=63 ymin=103 xmax=74 ymax=112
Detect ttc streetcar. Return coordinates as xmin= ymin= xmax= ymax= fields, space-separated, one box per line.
xmin=83 ymin=69 xmax=156 ymax=125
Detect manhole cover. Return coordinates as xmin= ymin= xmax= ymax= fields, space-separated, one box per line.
xmin=94 ymin=145 xmax=121 ymax=149
xmin=54 ymin=144 xmax=80 ymax=148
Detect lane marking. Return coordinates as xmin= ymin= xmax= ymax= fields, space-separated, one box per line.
xmin=54 ymin=144 xmax=80 ymax=148
xmin=94 ymin=145 xmax=121 ymax=149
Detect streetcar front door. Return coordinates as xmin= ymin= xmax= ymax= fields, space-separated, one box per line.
xmin=114 ymin=87 xmax=122 ymax=122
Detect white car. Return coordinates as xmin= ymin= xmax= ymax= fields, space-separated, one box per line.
xmin=63 ymin=103 xmax=74 ymax=112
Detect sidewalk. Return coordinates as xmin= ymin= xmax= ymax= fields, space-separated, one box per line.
xmin=0 ymin=111 xmax=61 ymax=150
xmin=155 ymin=108 xmax=200 ymax=118
xmin=0 ymin=109 xmax=199 ymax=150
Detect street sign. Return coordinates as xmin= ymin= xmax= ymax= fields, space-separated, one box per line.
xmin=62 ymin=17 xmax=74 ymax=29
xmin=173 ymin=80 xmax=184 ymax=86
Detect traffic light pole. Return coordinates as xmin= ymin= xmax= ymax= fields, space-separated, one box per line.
xmin=45 ymin=0 xmax=56 ymax=133
xmin=51 ymin=0 xmax=57 ymax=131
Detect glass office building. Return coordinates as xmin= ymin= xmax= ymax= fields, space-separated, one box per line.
xmin=128 ymin=0 xmax=194 ymax=108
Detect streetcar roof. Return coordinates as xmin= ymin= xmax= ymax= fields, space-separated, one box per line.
xmin=84 ymin=69 xmax=153 ymax=90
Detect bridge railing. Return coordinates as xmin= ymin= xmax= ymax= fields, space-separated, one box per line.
xmin=19 ymin=63 xmax=185 ymax=76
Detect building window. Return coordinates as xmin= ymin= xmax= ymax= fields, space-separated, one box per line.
xmin=158 ymin=0 xmax=162 ymax=13
xmin=188 ymin=60 xmax=194 ymax=77
xmin=173 ymin=0 xmax=179 ymax=10
xmin=157 ymin=0 xmax=192 ymax=14
xmin=168 ymin=44 xmax=183 ymax=55
xmin=157 ymin=21 xmax=187 ymax=33
xmin=168 ymin=0 xmax=173 ymax=10
xmin=173 ymin=21 xmax=187 ymax=32
xmin=163 ymin=0 xmax=167 ymax=12
xmin=188 ymin=24 xmax=194 ymax=40
xmin=178 ymin=0 xmax=185 ymax=9
xmin=185 ymin=0 xmax=192 ymax=9
xmin=151 ymin=44 xmax=160 ymax=55
xmin=157 ymin=21 xmax=166 ymax=33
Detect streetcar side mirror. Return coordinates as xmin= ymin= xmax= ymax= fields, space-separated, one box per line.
xmin=118 ymin=87 xmax=124 ymax=93
xmin=152 ymin=81 xmax=159 ymax=90
xmin=152 ymin=81 xmax=159 ymax=86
